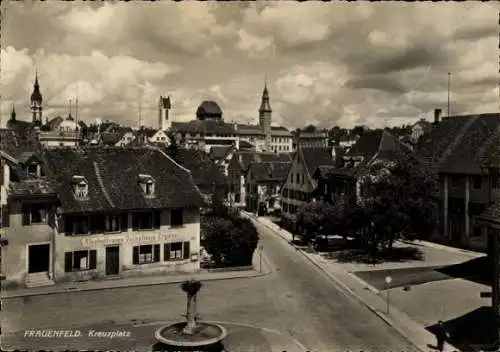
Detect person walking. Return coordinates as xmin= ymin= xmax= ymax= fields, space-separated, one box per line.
xmin=435 ymin=320 xmax=450 ymax=351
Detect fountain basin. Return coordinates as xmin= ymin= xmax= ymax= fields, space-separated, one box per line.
xmin=155 ymin=322 xmax=227 ymax=348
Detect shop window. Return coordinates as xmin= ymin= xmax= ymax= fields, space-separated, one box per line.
xmin=22 ymin=203 xmax=48 ymax=225
xmin=64 ymin=250 xmax=97 ymax=272
xmin=170 ymin=209 xmax=184 ymax=227
xmin=164 ymin=241 xmax=190 ymax=261
xmin=133 ymin=244 xmax=160 ymax=264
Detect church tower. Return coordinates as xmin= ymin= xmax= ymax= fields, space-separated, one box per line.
xmin=158 ymin=95 xmax=171 ymax=131
xmin=259 ymin=81 xmax=272 ymax=152
xmin=30 ymin=71 xmax=43 ymax=125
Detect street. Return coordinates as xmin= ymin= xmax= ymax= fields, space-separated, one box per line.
xmin=2 ymin=218 xmax=418 ymax=351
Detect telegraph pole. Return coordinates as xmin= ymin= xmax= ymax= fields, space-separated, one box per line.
xmin=447 ymin=72 xmax=451 ymax=117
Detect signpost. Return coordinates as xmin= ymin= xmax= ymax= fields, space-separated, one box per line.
xmin=385 ymin=276 xmax=392 ymax=314
xmin=259 ymin=244 xmax=264 ymax=273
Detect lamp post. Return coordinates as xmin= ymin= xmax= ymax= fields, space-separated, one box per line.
xmin=259 ymin=244 xmax=264 ymax=273
xmin=385 ymin=276 xmax=392 ymax=315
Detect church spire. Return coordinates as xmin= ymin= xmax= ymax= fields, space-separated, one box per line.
xmin=10 ymin=104 xmax=16 ymax=121
xmin=259 ymin=79 xmax=272 ymax=113
xmin=31 ymin=70 xmax=43 ymax=104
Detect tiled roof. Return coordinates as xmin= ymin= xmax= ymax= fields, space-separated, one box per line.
xmin=171 ymin=120 xmax=236 ymax=135
xmin=247 ymin=161 xmax=291 ymax=182
xmin=237 ymin=124 xmax=265 ymax=135
xmin=313 ymin=165 xmax=337 ymax=179
xmin=42 ymin=147 xmax=203 ymax=214
xmin=439 ymin=114 xmax=500 ymax=175
xmin=299 ymin=147 xmax=334 ymax=178
xmin=165 ymin=147 xmax=227 ymax=194
xmin=477 ymin=202 xmax=500 ymax=225
xmin=209 ymin=146 xmax=232 ymax=160
xmin=0 ymin=123 xmax=40 ymax=158
xmin=8 ymin=177 xmax=57 ymax=198
xmin=239 ymin=140 xmax=254 ymax=149
xmin=228 ymin=150 xmax=293 ymax=173
xmin=415 ymin=114 xmax=481 ymax=173
xmin=271 ymin=126 xmax=292 ymax=136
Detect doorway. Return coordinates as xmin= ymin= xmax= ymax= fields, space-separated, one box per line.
xmin=105 ymin=246 xmax=120 ymax=276
xmin=28 ymin=244 xmax=50 ymax=273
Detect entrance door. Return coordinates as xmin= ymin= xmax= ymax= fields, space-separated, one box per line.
xmin=450 ymin=213 xmax=463 ymax=244
xmin=105 ymin=246 xmax=120 ymax=276
xmin=28 ymin=244 xmax=50 ymax=273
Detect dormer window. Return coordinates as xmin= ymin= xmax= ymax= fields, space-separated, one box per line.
xmin=71 ymin=176 xmax=89 ymax=200
xmin=138 ymin=174 xmax=155 ymax=197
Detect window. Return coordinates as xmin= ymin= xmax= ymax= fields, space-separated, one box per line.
xmin=27 ymin=164 xmax=38 ymax=177
xmin=170 ymin=209 xmax=183 ymax=227
xmin=89 ymin=214 xmax=106 ymax=234
xmin=471 ymin=176 xmax=482 ymax=190
xmin=105 ymin=215 xmax=121 ymax=233
xmin=72 ymin=176 xmax=88 ymax=200
xmin=64 ymin=250 xmax=97 ymax=272
xmin=133 ymin=244 xmax=160 ymax=264
xmin=22 ymin=203 xmax=48 ymax=225
xmin=296 ymin=173 xmax=300 ymax=184
xmin=472 ymin=226 xmax=483 ymax=237
xmin=63 ymin=215 xmax=89 ymax=235
xmin=451 ymin=177 xmax=462 ymax=188
xmin=164 ymin=241 xmax=190 ymax=261
xmin=138 ymin=174 xmax=155 ymax=197
xmin=492 ymin=175 xmax=498 ymax=189
xmin=132 ymin=211 xmax=160 ymax=230
xmin=290 ymin=174 xmax=294 ymax=183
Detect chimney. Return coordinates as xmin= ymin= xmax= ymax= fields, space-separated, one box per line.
xmin=434 ymin=108 xmax=442 ymax=124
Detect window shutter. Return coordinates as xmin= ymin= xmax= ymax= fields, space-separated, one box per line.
xmin=183 ymin=241 xmax=190 ymax=259
xmin=89 ymin=250 xmax=97 ymax=269
xmin=22 ymin=205 xmax=30 ymax=226
xmin=1 ymin=205 xmax=10 ymax=228
xmin=64 ymin=252 xmax=73 ymax=272
xmin=132 ymin=246 xmax=139 ymax=265
xmin=154 ymin=244 xmax=160 ymax=262
xmin=154 ymin=211 xmax=161 ymax=229
xmin=120 ymin=213 xmax=128 ymax=231
xmin=164 ymin=244 xmax=170 ymax=261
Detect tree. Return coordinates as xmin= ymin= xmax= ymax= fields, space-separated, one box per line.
xmin=303 ymin=125 xmax=317 ymax=133
xmin=297 ymin=201 xmax=344 ymax=242
xmin=355 ymin=155 xmax=439 ymax=253
xmin=201 ymin=214 xmax=259 ymax=267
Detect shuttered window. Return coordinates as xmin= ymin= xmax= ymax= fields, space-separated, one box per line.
xmin=64 ymin=250 xmax=97 ymax=272
xmin=132 ymin=244 xmax=160 ymax=265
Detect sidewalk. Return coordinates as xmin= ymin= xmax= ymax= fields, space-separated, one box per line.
xmin=247 ymin=213 xmax=461 ymax=352
xmin=2 ymin=250 xmax=272 ymax=299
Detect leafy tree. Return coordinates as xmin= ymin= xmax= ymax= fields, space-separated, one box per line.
xmin=201 ymin=213 xmax=259 ymax=267
xmin=351 ymin=125 xmax=366 ymax=137
xmin=303 ymin=125 xmax=317 ymax=133
xmin=297 ymin=201 xmax=345 ymax=242
xmin=355 ymin=155 xmax=439 ymax=253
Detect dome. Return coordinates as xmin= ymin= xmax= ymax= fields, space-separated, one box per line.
xmin=196 ymin=101 xmax=222 ymax=120
xmin=58 ymin=117 xmax=79 ymax=132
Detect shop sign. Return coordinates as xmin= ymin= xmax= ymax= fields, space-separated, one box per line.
xmin=82 ymin=232 xmax=180 ymax=246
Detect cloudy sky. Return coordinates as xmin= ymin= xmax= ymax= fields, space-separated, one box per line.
xmin=1 ymin=2 xmax=498 ymax=130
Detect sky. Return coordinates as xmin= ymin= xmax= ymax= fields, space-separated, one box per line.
xmin=1 ymin=1 xmax=499 ymax=130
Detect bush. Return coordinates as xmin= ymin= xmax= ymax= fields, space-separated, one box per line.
xmin=201 ymin=212 xmax=259 ymax=267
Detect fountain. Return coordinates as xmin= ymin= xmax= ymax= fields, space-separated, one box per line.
xmin=153 ymin=279 xmax=227 ymax=352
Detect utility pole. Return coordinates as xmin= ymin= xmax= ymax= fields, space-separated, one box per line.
xmin=447 ymin=72 xmax=451 ymax=117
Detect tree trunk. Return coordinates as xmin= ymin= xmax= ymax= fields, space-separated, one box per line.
xmin=182 ymin=293 xmax=197 ymax=335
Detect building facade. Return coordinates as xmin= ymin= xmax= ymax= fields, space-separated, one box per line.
xmin=296 ymin=130 xmax=330 ymax=149
xmin=415 ymin=111 xmax=500 ymax=251
xmin=1 ymin=147 xmax=203 ymax=288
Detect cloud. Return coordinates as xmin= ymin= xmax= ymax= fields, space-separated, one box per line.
xmin=2 ymin=2 xmax=498 ymax=130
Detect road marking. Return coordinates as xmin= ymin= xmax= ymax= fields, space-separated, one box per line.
xmin=133 ymin=319 xmax=309 ymax=351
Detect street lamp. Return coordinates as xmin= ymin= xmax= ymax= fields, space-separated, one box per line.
xmin=385 ymin=276 xmax=392 ymax=315
xmin=259 ymin=244 xmax=264 ymax=273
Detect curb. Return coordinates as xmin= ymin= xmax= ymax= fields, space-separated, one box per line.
xmin=400 ymin=239 xmax=484 ymax=258
xmin=251 ymin=215 xmax=459 ymax=352
xmin=2 ymin=257 xmax=272 ymax=299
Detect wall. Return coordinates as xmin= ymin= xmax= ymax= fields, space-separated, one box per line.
xmin=2 ymin=199 xmax=55 ymax=286
xmin=281 ymin=154 xmax=312 ymax=222
xmin=53 ymin=208 xmax=201 ymax=282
